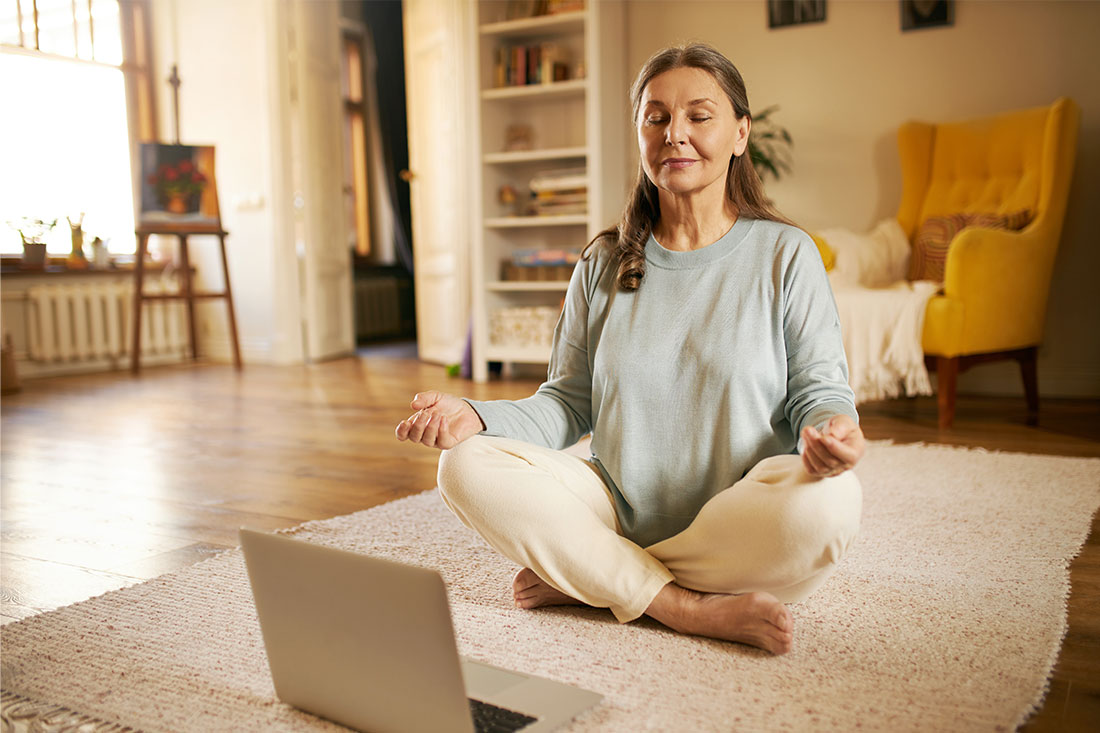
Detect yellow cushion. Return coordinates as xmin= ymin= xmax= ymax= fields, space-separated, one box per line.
xmin=809 ymin=232 xmax=835 ymax=272
xmin=917 ymin=106 xmax=1047 ymax=224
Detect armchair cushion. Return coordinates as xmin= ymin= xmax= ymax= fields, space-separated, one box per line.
xmin=909 ymin=209 xmax=1032 ymax=282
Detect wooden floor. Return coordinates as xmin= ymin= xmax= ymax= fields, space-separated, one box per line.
xmin=1 ymin=347 xmax=1097 ymax=730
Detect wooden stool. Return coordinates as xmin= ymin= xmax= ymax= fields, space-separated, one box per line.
xmin=131 ymin=226 xmax=242 ymax=373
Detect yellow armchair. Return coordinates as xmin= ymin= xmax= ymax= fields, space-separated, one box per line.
xmin=896 ymin=98 xmax=1079 ymax=428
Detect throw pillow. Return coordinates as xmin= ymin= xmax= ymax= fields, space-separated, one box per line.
xmin=909 ymin=210 xmax=1032 ymax=282
xmin=809 ymin=232 xmax=836 ymax=272
xmin=819 ymin=219 xmax=911 ymax=289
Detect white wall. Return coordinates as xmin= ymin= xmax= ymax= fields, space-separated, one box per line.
xmin=151 ymin=0 xmax=303 ymax=365
xmin=624 ymin=0 xmax=1100 ymax=397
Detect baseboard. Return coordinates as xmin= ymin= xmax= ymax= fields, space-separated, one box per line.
xmin=953 ymin=361 xmax=1100 ymax=398
xmin=16 ymin=352 xmax=187 ymax=380
xmin=200 ymin=335 xmax=275 ymax=365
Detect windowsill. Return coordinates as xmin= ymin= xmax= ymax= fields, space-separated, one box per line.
xmin=0 ymin=256 xmax=167 ymax=278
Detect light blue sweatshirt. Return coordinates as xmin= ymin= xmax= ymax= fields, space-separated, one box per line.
xmin=467 ymin=217 xmax=857 ymax=548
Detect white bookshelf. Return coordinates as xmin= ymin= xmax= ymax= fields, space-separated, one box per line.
xmin=470 ymin=1 xmax=626 ymax=382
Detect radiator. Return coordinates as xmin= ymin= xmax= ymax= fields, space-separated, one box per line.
xmin=355 ymin=276 xmax=402 ymax=340
xmin=26 ymin=281 xmax=188 ymax=363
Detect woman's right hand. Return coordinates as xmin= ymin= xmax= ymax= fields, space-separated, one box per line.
xmin=394 ymin=391 xmax=485 ymax=450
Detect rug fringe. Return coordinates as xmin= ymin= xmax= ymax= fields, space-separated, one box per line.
xmin=1 ymin=689 xmax=137 ymax=732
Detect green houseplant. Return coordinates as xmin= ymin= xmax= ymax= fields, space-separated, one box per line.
xmin=10 ymin=218 xmax=57 ymax=269
xmin=748 ymin=105 xmax=793 ymax=183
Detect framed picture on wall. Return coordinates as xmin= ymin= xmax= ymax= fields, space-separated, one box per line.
xmin=901 ymin=0 xmax=955 ymax=31
xmin=138 ymin=143 xmax=221 ymax=231
xmin=768 ymin=0 xmax=827 ymax=30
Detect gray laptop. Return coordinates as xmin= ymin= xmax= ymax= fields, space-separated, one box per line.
xmin=240 ymin=528 xmax=602 ymax=733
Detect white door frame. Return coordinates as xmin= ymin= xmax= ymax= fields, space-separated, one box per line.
xmin=403 ymin=0 xmax=474 ymax=365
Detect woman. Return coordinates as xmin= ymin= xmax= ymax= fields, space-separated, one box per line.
xmin=396 ymin=43 xmax=864 ymax=656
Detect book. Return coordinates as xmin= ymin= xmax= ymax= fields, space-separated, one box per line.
xmin=529 ymin=167 xmax=587 ymax=192
xmin=492 ymin=41 xmax=572 ymax=88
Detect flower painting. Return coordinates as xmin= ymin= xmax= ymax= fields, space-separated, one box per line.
xmin=139 ymin=144 xmax=220 ymax=230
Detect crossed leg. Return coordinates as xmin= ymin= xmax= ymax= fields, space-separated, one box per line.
xmin=513 ymin=567 xmax=795 ymax=654
xmin=438 ymin=437 xmax=861 ymax=655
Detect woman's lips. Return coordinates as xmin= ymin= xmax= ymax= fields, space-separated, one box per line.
xmin=663 ymin=158 xmax=696 ymax=169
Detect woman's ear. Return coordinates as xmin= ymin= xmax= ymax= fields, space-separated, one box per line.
xmin=733 ymin=115 xmax=751 ymax=158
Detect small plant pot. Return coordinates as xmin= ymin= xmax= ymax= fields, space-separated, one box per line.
xmin=166 ymin=193 xmax=189 ymax=214
xmin=21 ymin=242 xmax=47 ymax=269
xmin=92 ymin=241 xmax=111 ymax=269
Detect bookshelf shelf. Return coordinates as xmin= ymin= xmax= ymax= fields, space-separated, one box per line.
xmin=479 ymin=10 xmax=586 ymax=39
xmin=483 ymin=146 xmax=587 ymax=164
xmin=488 ymin=280 xmax=572 ymax=292
xmin=485 ymin=215 xmax=588 ymax=228
xmin=481 ymin=78 xmax=587 ymax=101
xmin=485 ymin=343 xmax=554 ymax=364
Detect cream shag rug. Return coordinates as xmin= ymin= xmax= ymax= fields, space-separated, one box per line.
xmin=2 ymin=443 xmax=1099 ymax=732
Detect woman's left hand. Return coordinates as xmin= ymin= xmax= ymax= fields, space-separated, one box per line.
xmin=800 ymin=414 xmax=865 ymax=478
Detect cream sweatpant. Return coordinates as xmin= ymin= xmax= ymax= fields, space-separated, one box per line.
xmin=437 ymin=435 xmax=862 ymax=623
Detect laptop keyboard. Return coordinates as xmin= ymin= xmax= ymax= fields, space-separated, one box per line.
xmin=469 ymin=698 xmax=538 ymax=732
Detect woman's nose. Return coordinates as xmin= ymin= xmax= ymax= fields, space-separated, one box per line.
xmin=665 ymin=115 xmax=687 ymax=146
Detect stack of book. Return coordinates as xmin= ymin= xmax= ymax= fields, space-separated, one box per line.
xmin=501 ymin=247 xmax=580 ymax=281
xmin=493 ymin=43 xmax=571 ymax=88
xmin=525 ymin=168 xmax=587 ymax=217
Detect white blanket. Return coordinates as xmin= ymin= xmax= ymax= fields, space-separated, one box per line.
xmin=818 ymin=219 xmax=938 ymax=403
xmin=829 ymin=278 xmax=939 ymax=403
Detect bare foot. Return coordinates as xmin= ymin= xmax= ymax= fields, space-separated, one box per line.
xmin=511 ymin=568 xmax=587 ymax=610
xmin=645 ymin=584 xmax=794 ymax=655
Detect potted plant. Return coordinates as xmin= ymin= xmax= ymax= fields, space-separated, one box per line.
xmin=10 ymin=218 xmax=57 ymax=269
xmin=748 ymin=105 xmax=793 ymax=183
xmin=147 ymin=159 xmax=208 ymax=214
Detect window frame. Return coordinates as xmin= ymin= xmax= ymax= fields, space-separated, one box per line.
xmin=2 ymin=0 xmax=156 ymax=256
xmin=339 ymin=22 xmax=372 ymax=257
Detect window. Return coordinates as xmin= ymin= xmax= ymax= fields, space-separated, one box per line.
xmin=340 ymin=26 xmax=371 ymax=257
xmin=1 ymin=0 xmax=154 ymax=256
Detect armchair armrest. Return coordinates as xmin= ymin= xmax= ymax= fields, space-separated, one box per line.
xmin=941 ymin=224 xmax=1058 ymax=350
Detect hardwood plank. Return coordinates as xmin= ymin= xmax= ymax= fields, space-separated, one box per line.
xmin=1 ymin=350 xmax=1097 ymax=731
xmin=0 ymin=525 xmax=194 ymax=572
xmin=0 ymin=554 xmax=138 ymax=619
xmin=108 ymin=542 xmax=232 ymax=581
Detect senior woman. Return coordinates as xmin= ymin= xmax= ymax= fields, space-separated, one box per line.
xmin=396 ymin=43 xmax=864 ymax=655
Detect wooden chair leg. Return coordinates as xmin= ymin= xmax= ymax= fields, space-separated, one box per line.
xmin=131 ymin=233 xmax=148 ymax=375
xmin=217 ymin=233 xmax=243 ymax=370
xmin=1018 ymin=346 xmax=1039 ymax=426
xmin=936 ymin=356 xmax=959 ymax=430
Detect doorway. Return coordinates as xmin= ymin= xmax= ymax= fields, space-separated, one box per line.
xmin=340 ymin=2 xmax=417 ymax=347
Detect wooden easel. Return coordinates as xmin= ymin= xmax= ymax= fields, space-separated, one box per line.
xmin=131 ymin=223 xmax=242 ymax=374
xmin=131 ymin=67 xmax=241 ymax=374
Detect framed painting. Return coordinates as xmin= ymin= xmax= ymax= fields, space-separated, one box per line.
xmin=768 ymin=0 xmax=827 ymax=29
xmin=138 ymin=143 xmax=221 ymax=232
xmin=901 ymin=0 xmax=955 ymax=31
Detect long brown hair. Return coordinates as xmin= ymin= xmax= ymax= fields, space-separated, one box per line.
xmin=584 ymin=43 xmax=794 ymax=291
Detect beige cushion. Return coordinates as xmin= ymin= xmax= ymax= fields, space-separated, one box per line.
xmin=909 ymin=210 xmax=1032 ymax=282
